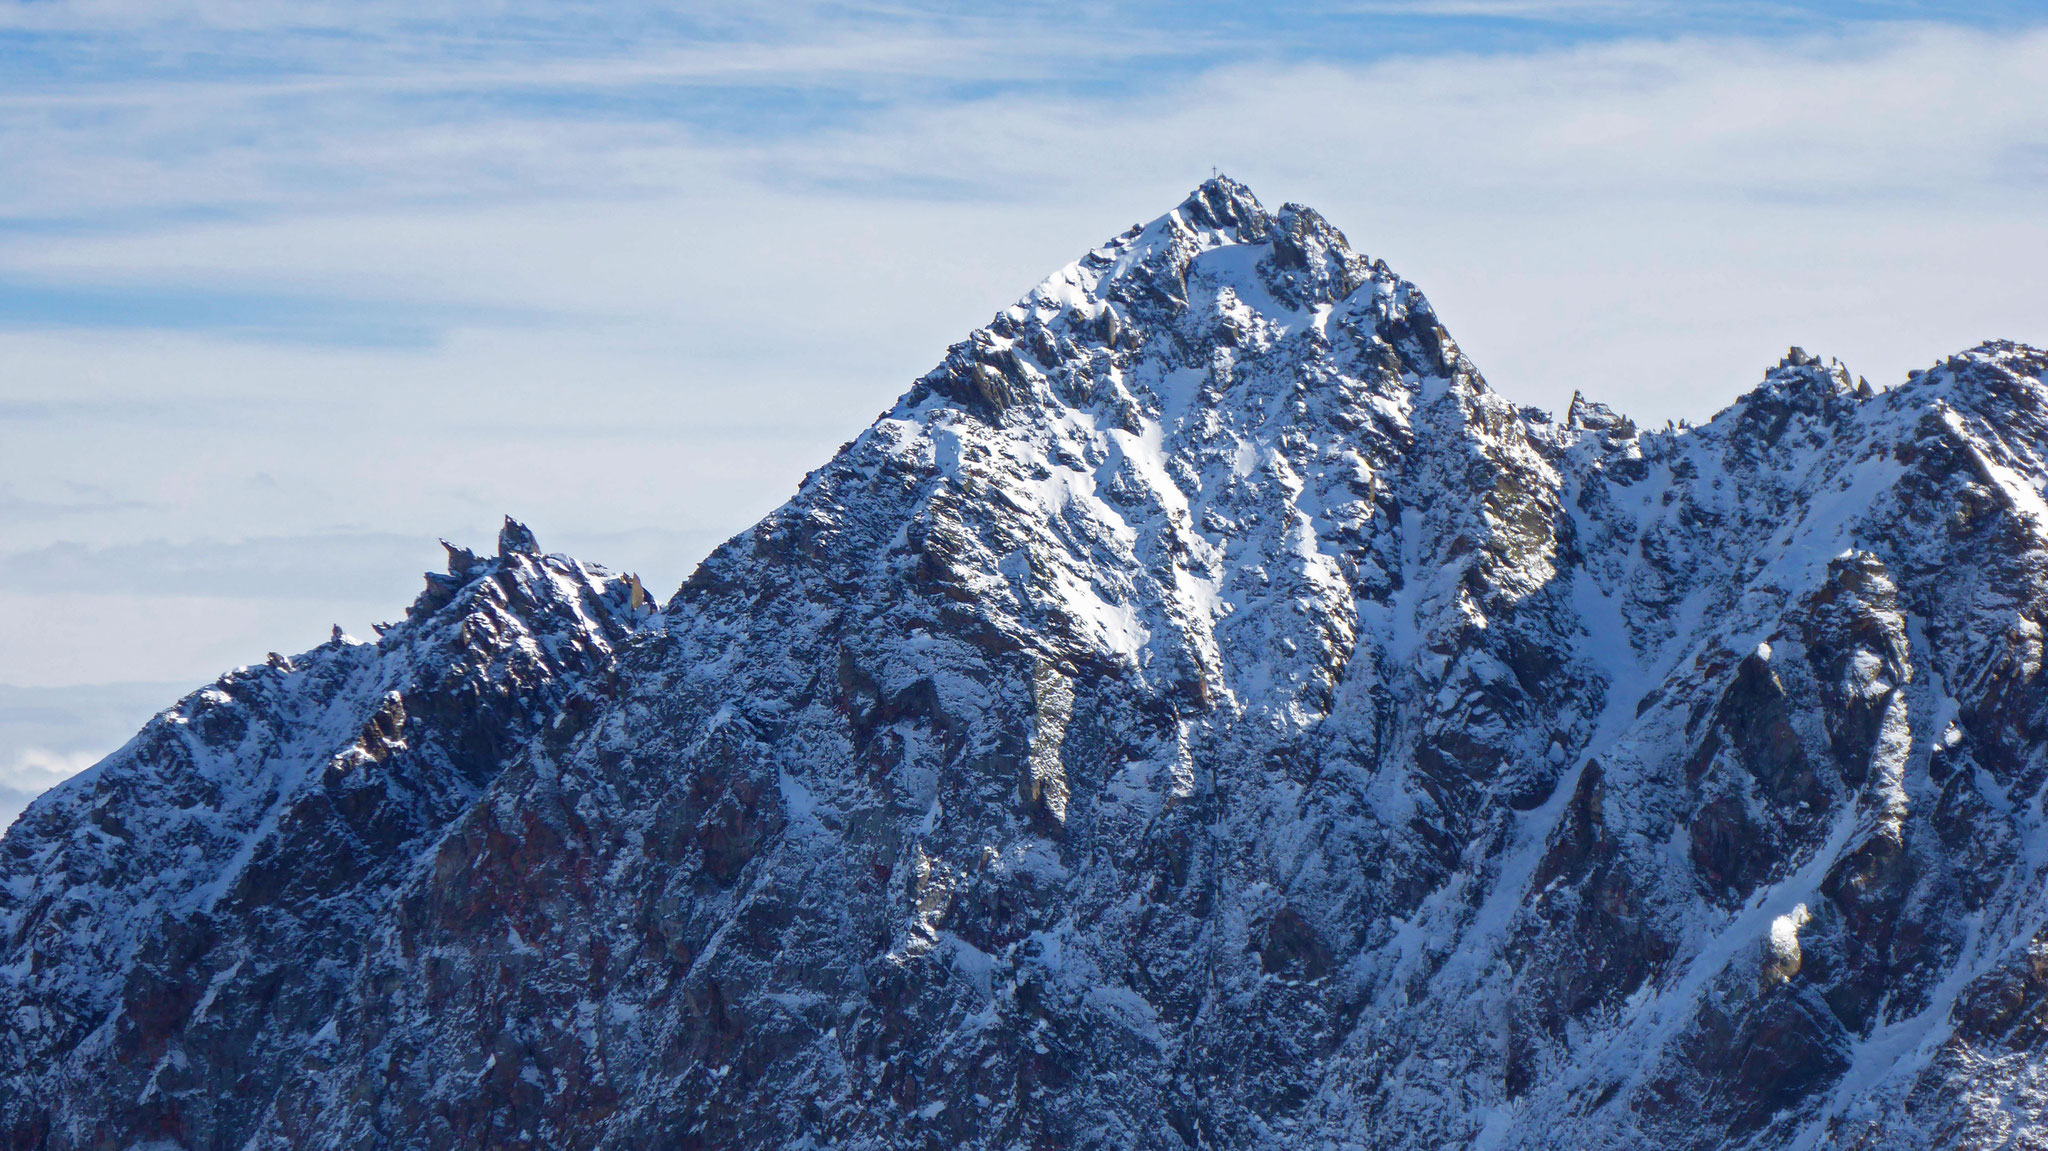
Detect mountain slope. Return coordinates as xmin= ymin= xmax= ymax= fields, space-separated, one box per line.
xmin=5 ymin=179 xmax=2048 ymax=1150
xmin=1 ymin=526 xmax=644 ymax=1149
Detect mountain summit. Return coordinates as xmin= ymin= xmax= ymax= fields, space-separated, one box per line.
xmin=7 ymin=180 xmax=2048 ymax=1150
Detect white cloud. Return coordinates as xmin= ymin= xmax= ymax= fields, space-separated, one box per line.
xmin=12 ymin=22 xmax=2038 ymax=401
xmin=6 ymin=747 xmax=101 ymax=789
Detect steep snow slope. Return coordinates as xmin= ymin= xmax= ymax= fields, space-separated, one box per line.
xmin=6 ymin=179 xmax=2048 ymax=1151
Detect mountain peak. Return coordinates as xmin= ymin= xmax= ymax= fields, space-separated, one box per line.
xmin=1107 ymin=176 xmax=1371 ymax=310
xmin=497 ymin=515 xmax=540 ymax=557
xmin=1169 ymin=173 xmax=1272 ymax=239
xmin=893 ymin=178 xmax=1410 ymax=428
xmin=17 ymin=186 xmax=2048 ymax=1151
xmin=1566 ymin=389 xmax=1637 ymax=435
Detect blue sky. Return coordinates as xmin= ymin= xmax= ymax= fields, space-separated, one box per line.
xmin=2 ymin=0 xmax=2046 ymax=821
xmin=1 ymin=2 xmax=2043 ymax=350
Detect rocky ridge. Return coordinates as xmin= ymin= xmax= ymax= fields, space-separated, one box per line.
xmin=2 ymin=527 xmax=646 ymax=1149
xmin=5 ymin=178 xmax=2048 ymax=1150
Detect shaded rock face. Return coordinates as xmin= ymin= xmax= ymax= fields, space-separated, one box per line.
xmin=4 ymin=181 xmax=2048 ymax=1151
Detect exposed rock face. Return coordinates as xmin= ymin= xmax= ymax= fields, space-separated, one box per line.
xmin=6 ymin=179 xmax=2048 ymax=1150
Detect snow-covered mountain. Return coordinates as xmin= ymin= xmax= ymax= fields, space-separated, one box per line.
xmin=6 ymin=178 xmax=2048 ymax=1150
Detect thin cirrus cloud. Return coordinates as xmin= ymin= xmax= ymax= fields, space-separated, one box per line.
xmin=0 ymin=276 xmax=538 ymax=345
xmin=1 ymin=16 xmax=2041 ymax=435
xmin=2 ymin=10 xmax=2038 ymax=248
xmin=0 ymin=2 xmax=2043 ymax=805
xmin=0 ymin=533 xmax=448 ymax=600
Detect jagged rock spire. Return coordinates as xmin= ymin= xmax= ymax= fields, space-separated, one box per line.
xmin=442 ymin=539 xmax=482 ymax=576
xmin=497 ymin=516 xmax=540 ymax=557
